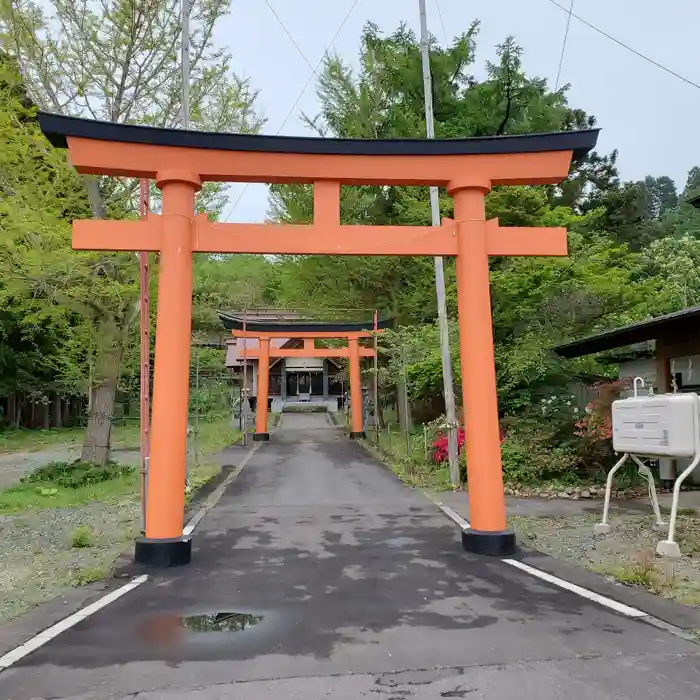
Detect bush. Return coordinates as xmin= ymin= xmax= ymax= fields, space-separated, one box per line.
xmin=500 ymin=432 xmax=578 ymax=485
xmin=22 ymin=460 xmax=135 ymax=489
xmin=70 ymin=525 xmax=93 ymax=548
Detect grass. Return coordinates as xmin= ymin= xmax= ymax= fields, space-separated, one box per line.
xmin=0 ymin=472 xmax=138 ymax=514
xmin=70 ymin=525 xmax=94 ymax=548
xmin=186 ymin=414 xmax=242 ymax=499
xmin=510 ymin=511 xmax=700 ymax=609
xmin=0 ymin=426 xmax=85 ymax=453
xmin=591 ymin=549 xmax=677 ymax=596
xmin=191 ymin=414 xmax=241 ymax=454
xmin=0 ymin=421 xmax=140 ymax=454
xmin=0 ymin=415 xmax=239 ymax=515
xmin=70 ymin=565 xmax=112 ymax=586
xmin=0 ymin=413 xmax=240 ymax=622
xmin=362 ymin=428 xmax=454 ymax=492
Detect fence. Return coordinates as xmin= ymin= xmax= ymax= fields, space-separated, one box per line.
xmin=356 ymin=408 xmax=456 ymax=490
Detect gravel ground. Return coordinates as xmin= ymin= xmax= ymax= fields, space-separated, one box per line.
xmin=0 ymin=448 xmax=81 ymax=490
xmin=0 ymin=447 xmax=141 ymax=489
xmin=0 ymin=448 xmax=145 ymax=623
xmin=0 ymin=441 xmax=226 ymax=624
xmin=0 ymin=502 xmax=140 ymax=622
xmin=510 ymin=509 xmax=700 ymax=607
xmin=432 ymin=489 xmax=700 ymax=608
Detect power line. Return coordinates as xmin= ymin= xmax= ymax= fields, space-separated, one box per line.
xmin=222 ymin=0 xmax=361 ymax=223
xmin=546 ymin=0 xmax=700 ymax=91
xmin=554 ymin=0 xmax=573 ymax=91
xmin=263 ymin=0 xmax=316 ymax=74
xmin=434 ymin=0 xmax=449 ymax=48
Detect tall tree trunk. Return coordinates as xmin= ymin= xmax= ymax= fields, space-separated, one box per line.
xmin=52 ymin=395 xmax=62 ymax=428
xmin=376 ymin=392 xmax=386 ymax=429
xmin=41 ymin=401 xmax=50 ymax=429
xmin=7 ymin=394 xmax=16 ymax=428
xmin=14 ymin=396 xmax=23 ymax=429
xmin=81 ymin=342 xmax=123 ymax=465
xmin=62 ymin=397 xmax=70 ymax=427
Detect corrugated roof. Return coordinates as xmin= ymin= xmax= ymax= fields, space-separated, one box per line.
xmin=218 ymin=311 xmax=392 ymax=333
xmin=553 ymin=306 xmax=700 ymax=359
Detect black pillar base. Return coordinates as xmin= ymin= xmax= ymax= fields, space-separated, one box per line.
xmin=253 ymin=432 xmax=270 ymax=442
xmin=462 ymin=528 xmax=516 ymax=557
xmin=134 ymin=536 xmax=192 ymax=567
xmin=350 ymin=431 xmax=366 ymax=439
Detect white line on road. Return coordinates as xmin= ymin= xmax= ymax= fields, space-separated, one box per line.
xmin=427 ymin=493 xmax=651 ymax=620
xmin=183 ymin=441 xmax=262 ymax=536
xmin=503 ymin=558 xmax=647 ymax=618
xmin=0 ymin=575 xmax=149 ymax=672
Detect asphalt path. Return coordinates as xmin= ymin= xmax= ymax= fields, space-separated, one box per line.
xmin=0 ymin=413 xmax=698 ymax=699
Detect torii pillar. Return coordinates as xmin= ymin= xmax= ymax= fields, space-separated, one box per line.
xmin=254 ymin=337 xmax=271 ymax=440
xmin=141 ymin=170 xmax=200 ymax=566
xmin=37 ymin=110 xmax=598 ymax=566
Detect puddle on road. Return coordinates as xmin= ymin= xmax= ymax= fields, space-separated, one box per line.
xmin=181 ymin=612 xmax=264 ymax=633
xmin=140 ymin=611 xmax=264 ymax=647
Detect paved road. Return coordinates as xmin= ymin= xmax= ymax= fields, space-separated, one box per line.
xmin=1 ymin=413 xmax=699 ymax=699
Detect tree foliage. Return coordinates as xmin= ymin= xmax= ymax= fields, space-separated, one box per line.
xmin=4 ymin=15 xmax=700 ymax=486
xmin=0 ymin=1 xmax=262 ymax=461
xmin=269 ymin=22 xmax=700 ymax=450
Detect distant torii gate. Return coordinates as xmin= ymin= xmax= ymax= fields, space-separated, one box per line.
xmin=227 ymin=325 xmax=383 ymax=440
xmin=38 ymin=111 xmax=598 ymax=566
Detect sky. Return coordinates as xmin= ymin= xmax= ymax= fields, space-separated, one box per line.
xmin=214 ymin=0 xmax=700 ymax=223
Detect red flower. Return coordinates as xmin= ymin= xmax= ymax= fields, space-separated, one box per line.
xmin=431 ymin=426 xmax=503 ymax=464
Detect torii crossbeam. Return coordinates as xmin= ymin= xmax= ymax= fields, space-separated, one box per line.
xmin=38 ymin=112 xmax=598 ymax=566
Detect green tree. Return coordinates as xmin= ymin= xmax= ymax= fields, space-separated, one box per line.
xmin=270 ymin=23 xmax=614 ymax=325
xmin=0 ymin=53 xmax=94 ymax=426
xmin=0 ymin=0 xmax=262 ymax=462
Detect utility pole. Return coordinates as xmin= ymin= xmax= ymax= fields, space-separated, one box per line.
xmin=181 ymin=0 xmax=190 ymax=129
xmin=418 ymin=0 xmax=460 ymax=488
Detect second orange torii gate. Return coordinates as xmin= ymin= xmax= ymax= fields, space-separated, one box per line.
xmin=229 ymin=328 xmax=381 ymax=440
xmin=38 ymin=111 xmax=598 ymax=565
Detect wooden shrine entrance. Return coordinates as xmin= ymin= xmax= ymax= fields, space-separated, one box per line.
xmin=38 ymin=111 xmax=598 ymax=566
xmin=221 ymin=319 xmax=387 ymax=440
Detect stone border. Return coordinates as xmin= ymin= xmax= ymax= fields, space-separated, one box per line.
xmin=504 ymin=482 xmax=700 ymax=501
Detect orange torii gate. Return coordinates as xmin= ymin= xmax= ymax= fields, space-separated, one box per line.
xmin=225 ymin=322 xmax=384 ymax=441
xmin=38 ymin=112 xmax=598 ymax=566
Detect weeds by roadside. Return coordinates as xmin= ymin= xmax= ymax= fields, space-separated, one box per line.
xmin=70 ymin=525 xmax=94 ymax=548
xmin=0 ymin=414 xmax=240 ymax=622
xmin=362 ymin=428 xmax=454 ymax=491
xmin=511 ymin=511 xmax=700 ymax=608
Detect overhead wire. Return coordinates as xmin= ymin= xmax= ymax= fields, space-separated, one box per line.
xmin=221 ymin=0 xmax=362 ymax=223
xmin=433 ymin=0 xmax=449 ymax=48
xmin=554 ymin=0 xmax=573 ymax=91
xmin=546 ymin=0 xmax=700 ymax=91
xmin=263 ymin=0 xmax=316 ymax=73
